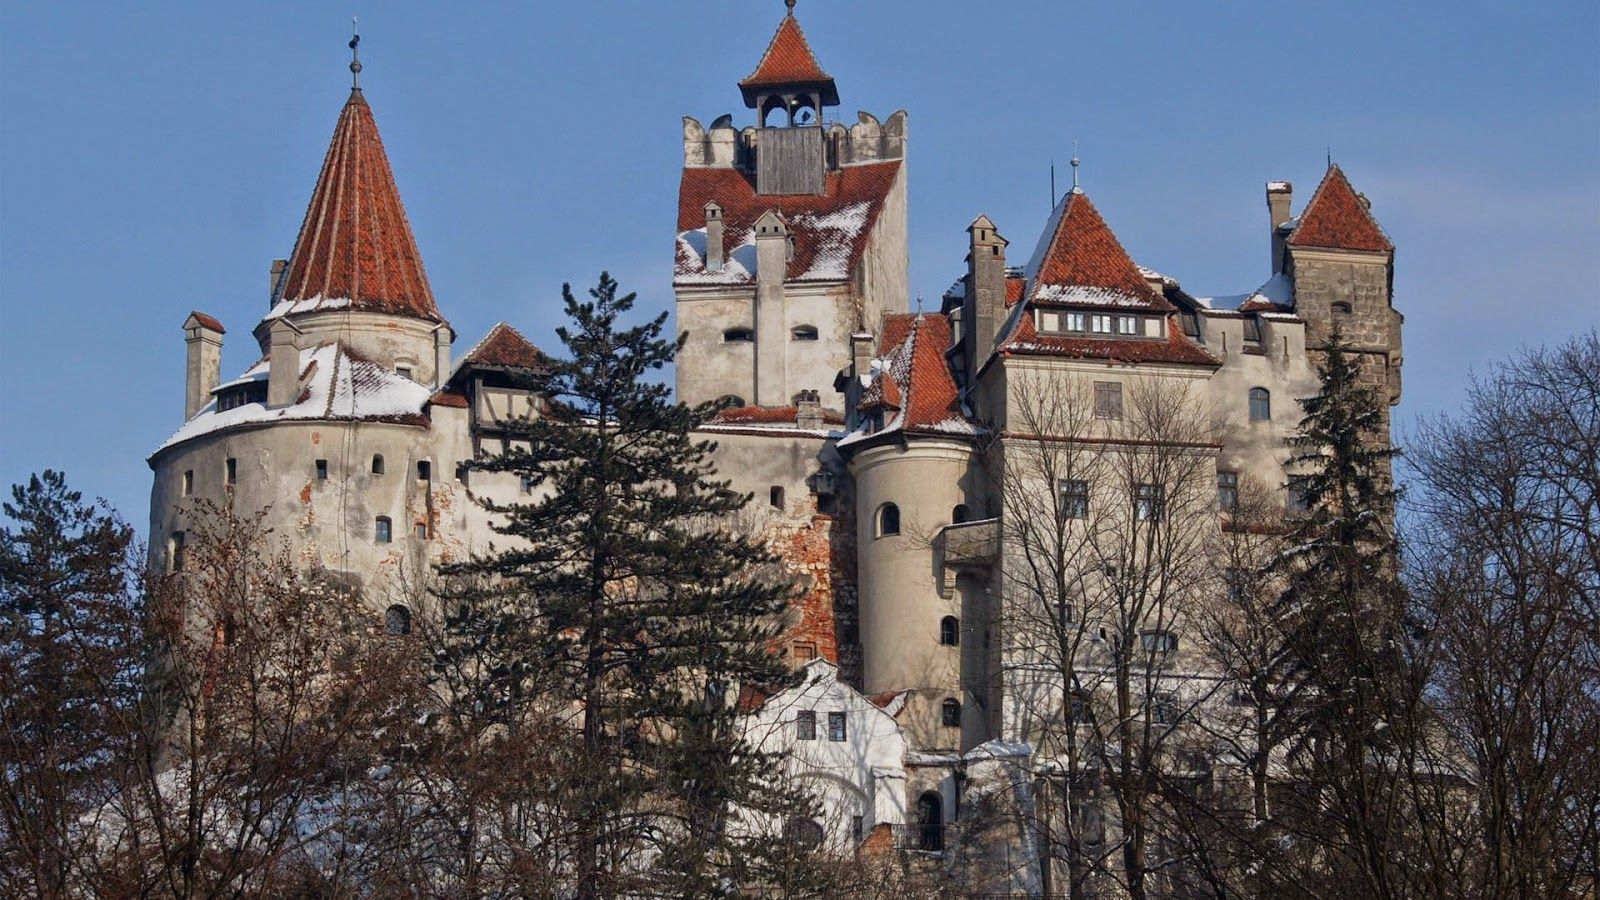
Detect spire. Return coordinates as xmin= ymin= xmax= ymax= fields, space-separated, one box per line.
xmin=348 ymin=18 xmax=362 ymax=90
xmin=739 ymin=8 xmax=839 ymax=109
xmin=1023 ymin=191 xmax=1169 ymax=310
xmin=275 ymin=84 xmax=443 ymax=323
xmin=1287 ymin=164 xmax=1393 ymax=253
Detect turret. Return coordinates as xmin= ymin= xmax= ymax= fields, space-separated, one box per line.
xmin=964 ymin=215 xmax=1008 ymax=375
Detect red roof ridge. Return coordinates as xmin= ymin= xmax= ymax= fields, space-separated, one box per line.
xmin=458 ymin=322 xmax=545 ymax=372
xmin=1287 ymin=164 xmax=1392 ymax=253
xmin=277 ymin=90 xmax=442 ymax=323
xmin=740 ymin=14 xmax=836 ymax=100
xmin=1025 ymin=191 xmax=1170 ymax=311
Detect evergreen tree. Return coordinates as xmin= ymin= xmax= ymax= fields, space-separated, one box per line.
xmin=439 ymin=274 xmax=810 ymax=898
xmin=0 ymin=471 xmax=139 ymax=896
xmin=1270 ymin=333 xmax=1420 ymax=898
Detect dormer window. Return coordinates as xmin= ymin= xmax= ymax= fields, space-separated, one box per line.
xmin=723 ymin=327 xmax=755 ymax=343
xmin=1066 ymin=312 xmax=1085 ymax=332
xmin=1116 ymin=315 xmax=1140 ymax=335
xmin=1179 ymin=311 xmax=1200 ymax=337
xmin=1243 ymin=317 xmax=1262 ymax=343
xmin=1037 ymin=310 xmax=1061 ymax=333
xmin=1090 ymin=315 xmax=1113 ymax=334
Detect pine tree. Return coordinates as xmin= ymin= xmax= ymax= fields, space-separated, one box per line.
xmin=439 ymin=274 xmax=809 ymax=898
xmin=0 ymin=471 xmax=139 ymax=896
xmin=1271 ymin=332 xmax=1418 ymax=897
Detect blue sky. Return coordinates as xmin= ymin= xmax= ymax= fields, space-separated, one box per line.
xmin=2 ymin=1 xmax=1596 ymax=530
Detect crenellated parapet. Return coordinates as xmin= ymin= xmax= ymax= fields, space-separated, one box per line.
xmin=683 ymin=110 xmax=908 ymax=171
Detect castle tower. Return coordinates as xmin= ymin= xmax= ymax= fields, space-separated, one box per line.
xmin=675 ymin=5 xmax=908 ymax=413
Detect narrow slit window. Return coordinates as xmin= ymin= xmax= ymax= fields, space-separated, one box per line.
xmin=182 ymin=470 xmax=193 ymax=496
xmin=225 ymin=458 xmax=237 ymax=487
xmin=723 ymin=327 xmax=754 ymax=343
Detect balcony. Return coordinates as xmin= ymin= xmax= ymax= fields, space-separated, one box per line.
xmin=891 ymin=822 xmax=962 ymax=853
xmin=940 ymin=517 xmax=998 ymax=568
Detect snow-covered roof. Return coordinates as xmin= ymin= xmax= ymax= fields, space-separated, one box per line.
xmin=1195 ymin=271 xmax=1293 ymax=312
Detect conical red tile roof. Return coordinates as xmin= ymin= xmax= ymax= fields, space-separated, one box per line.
xmin=739 ymin=14 xmax=839 ymax=107
xmin=1024 ymin=191 xmax=1169 ymax=311
xmin=1288 ymin=165 xmax=1392 ymax=252
xmin=277 ymin=90 xmax=442 ymax=323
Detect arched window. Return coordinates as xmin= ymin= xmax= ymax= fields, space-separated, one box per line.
xmin=791 ymin=324 xmax=819 ymax=341
xmin=941 ymin=698 xmax=962 ymax=727
xmin=375 ymin=516 xmax=393 ymax=543
xmin=1249 ymin=388 xmax=1271 ymax=421
xmin=939 ymin=616 xmax=959 ymax=647
xmin=769 ymin=485 xmax=785 ymax=509
xmin=783 ymin=817 xmax=824 ymax=849
xmin=722 ymin=327 xmax=754 ymax=343
xmin=951 ymin=504 xmax=970 ymax=524
xmin=876 ymin=502 xmax=900 ymax=537
xmin=371 ymin=454 xmax=385 ymax=475
xmin=716 ymin=394 xmax=745 ymax=409
xmin=915 ymin=792 xmax=944 ymax=851
xmin=385 ymin=604 xmax=411 ymax=636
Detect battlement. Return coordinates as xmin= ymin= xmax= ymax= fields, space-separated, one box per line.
xmin=683 ymin=110 xmax=907 ymax=172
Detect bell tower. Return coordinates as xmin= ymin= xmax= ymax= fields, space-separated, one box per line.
xmin=740 ymin=1 xmax=839 ymax=195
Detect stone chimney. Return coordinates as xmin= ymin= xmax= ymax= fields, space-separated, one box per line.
xmin=753 ymin=210 xmax=790 ymax=406
xmin=704 ymin=201 xmax=725 ymax=272
xmin=1267 ymin=181 xmax=1292 ymax=272
xmin=269 ymin=258 xmax=289 ymax=304
xmin=965 ymin=215 xmax=1008 ymax=375
xmin=433 ymin=323 xmax=452 ymax=389
xmin=182 ymin=312 xmax=225 ymax=419
xmin=266 ymin=317 xmax=302 ymax=409
xmin=795 ymin=390 xmax=823 ymax=430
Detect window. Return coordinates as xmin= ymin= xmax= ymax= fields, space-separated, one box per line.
xmin=796 ymin=710 xmax=817 ymax=741
xmin=1243 ymin=316 xmax=1262 ymax=343
xmin=783 ymin=817 xmax=824 ymax=849
xmin=1217 ymin=471 xmax=1239 ymax=512
xmin=827 ymin=711 xmax=847 ymax=742
xmin=851 ymin=815 xmax=864 ymax=843
xmin=791 ymin=324 xmax=818 ymax=341
xmin=1090 ymin=314 xmax=1113 ymax=334
xmin=915 ymin=793 xmax=944 ymax=851
xmin=1332 ymin=301 xmax=1353 ymax=315
xmin=1178 ymin=311 xmax=1200 ymax=337
xmin=371 ymin=454 xmax=385 ymax=475
xmin=940 ymin=616 xmax=960 ymax=647
xmin=395 ymin=366 xmax=413 ymax=380
xmin=1140 ymin=630 xmax=1178 ymax=653
xmin=1225 ymin=567 xmax=1249 ymax=604
xmin=225 ymin=458 xmax=237 ymax=487
xmin=1093 ymin=381 xmax=1123 ymax=419
xmin=375 ymin=516 xmax=393 ymax=544
xmin=169 ymin=531 xmax=186 ymax=573
xmin=415 ymin=521 xmax=429 ymax=540
xmin=1151 ymin=692 xmax=1180 ymax=725
xmin=1055 ymin=600 xmax=1075 ymax=631
xmin=1037 ymin=310 xmax=1061 ymax=333
xmin=951 ymin=503 xmax=970 ymax=524
xmin=1077 ymin=802 xmax=1106 ymax=846
xmin=876 ymin=502 xmax=900 ymax=537
xmin=1287 ymin=475 xmax=1313 ymax=516
xmin=416 ymin=460 xmax=431 ymax=481
xmin=793 ymin=642 xmax=817 ymax=661
xmin=717 ymin=394 xmax=745 ymax=409
xmin=456 ymin=462 xmax=471 ymax=486
xmin=769 ymin=485 xmax=785 ymax=509
xmin=520 ymin=474 xmax=535 ymax=494
xmin=1069 ymin=690 xmax=1092 ymax=725
xmin=1065 ymin=312 xmax=1085 ymax=332
xmin=1117 ymin=315 xmax=1140 ymax=335
xmin=942 ymin=698 xmax=962 ymax=727
xmin=1134 ymin=484 xmax=1165 ymax=522
xmin=722 ymin=327 xmax=754 ymax=343
xmin=385 ymin=604 xmax=412 ymax=636
xmin=315 ymin=459 xmax=329 ymax=480
xmin=1249 ymin=388 xmax=1271 ymax=421
xmin=1058 ymin=479 xmax=1089 ymax=519
xmin=181 ymin=470 xmax=193 ymax=496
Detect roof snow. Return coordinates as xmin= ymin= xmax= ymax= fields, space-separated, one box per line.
xmin=1196 ymin=272 xmax=1293 ymax=311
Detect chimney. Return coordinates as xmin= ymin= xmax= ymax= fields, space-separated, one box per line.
xmin=795 ymin=390 xmax=823 ymax=430
xmin=269 ymin=258 xmax=289 ymax=304
xmin=965 ymin=215 xmax=1008 ymax=375
xmin=266 ymin=317 xmax=302 ymax=409
xmin=752 ymin=210 xmax=790 ymax=407
xmin=704 ymin=201 xmax=725 ymax=272
xmin=433 ymin=323 xmax=452 ymax=389
xmin=182 ymin=312 xmax=225 ymax=419
xmin=845 ymin=331 xmax=876 ymax=428
xmin=1267 ymin=181 xmax=1292 ymax=272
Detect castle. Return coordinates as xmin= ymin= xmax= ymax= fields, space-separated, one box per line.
xmin=148 ymin=5 xmax=1402 ymax=885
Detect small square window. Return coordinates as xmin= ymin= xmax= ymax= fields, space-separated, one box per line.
xmin=793 ymin=642 xmax=817 ymax=661
xmin=1093 ymin=382 xmax=1123 ymax=420
xmin=827 ymin=711 xmax=847 ymax=742
xmin=1217 ymin=471 xmax=1238 ymax=512
xmin=415 ymin=521 xmax=429 ymax=540
xmin=1058 ymin=479 xmax=1089 ymax=519
xmin=796 ymin=710 xmax=816 ymax=741
xmin=315 ymin=459 xmax=328 ymax=481
xmin=395 ymin=366 xmax=413 ymax=380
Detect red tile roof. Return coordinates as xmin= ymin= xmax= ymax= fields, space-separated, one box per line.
xmin=186 ymin=311 xmax=225 ymax=333
xmin=676 ymin=161 xmax=901 ymax=285
xmin=1000 ymin=308 xmax=1220 ymax=367
xmin=458 ymin=323 xmax=545 ymax=371
xmin=277 ymin=90 xmax=442 ymax=323
xmin=864 ymin=313 xmax=971 ymax=434
xmin=427 ymin=390 xmax=470 ymax=409
xmin=1288 ymin=165 xmax=1392 ymax=253
xmin=739 ymin=14 xmax=839 ymax=107
xmin=709 ymin=405 xmax=845 ymax=426
xmin=1024 ymin=191 xmax=1171 ymax=311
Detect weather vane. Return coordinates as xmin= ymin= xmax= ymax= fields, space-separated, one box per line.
xmin=349 ymin=17 xmax=362 ymax=89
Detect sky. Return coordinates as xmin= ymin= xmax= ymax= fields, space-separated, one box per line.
xmin=2 ymin=0 xmax=1597 ymax=531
